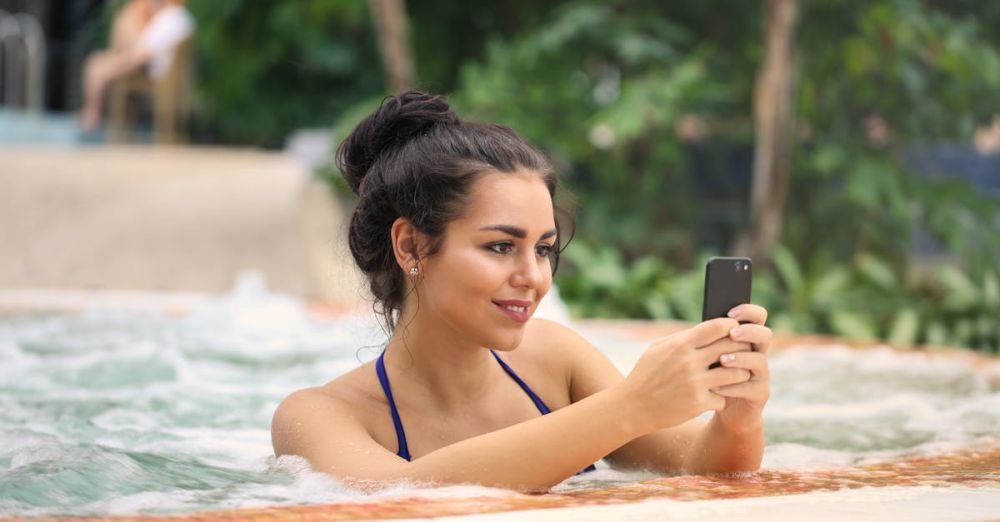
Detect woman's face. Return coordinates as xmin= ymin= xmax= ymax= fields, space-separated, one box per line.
xmin=416 ymin=171 xmax=556 ymax=351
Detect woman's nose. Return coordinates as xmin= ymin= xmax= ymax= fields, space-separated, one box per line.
xmin=511 ymin=251 xmax=546 ymax=288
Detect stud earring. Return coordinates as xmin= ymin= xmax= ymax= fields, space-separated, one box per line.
xmin=409 ymin=266 xmax=419 ymax=275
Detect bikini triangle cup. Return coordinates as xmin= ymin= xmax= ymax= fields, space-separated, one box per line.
xmin=375 ymin=349 xmax=597 ymax=474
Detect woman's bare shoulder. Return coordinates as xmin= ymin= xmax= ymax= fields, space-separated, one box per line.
xmin=521 ymin=318 xmax=595 ymax=358
xmin=510 ymin=319 xmax=594 ymax=385
xmin=270 ymin=364 xmax=409 ymax=479
xmin=271 ymin=363 xmax=383 ymax=446
xmin=521 ymin=318 xmax=624 ymax=403
xmin=279 ymin=368 xmax=367 ymax=406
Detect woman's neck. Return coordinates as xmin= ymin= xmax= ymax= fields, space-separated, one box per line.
xmin=384 ymin=307 xmax=500 ymax=413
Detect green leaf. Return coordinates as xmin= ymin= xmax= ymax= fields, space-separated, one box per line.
xmin=828 ymin=310 xmax=878 ymax=342
xmin=925 ymin=322 xmax=949 ymax=347
xmin=983 ymin=271 xmax=1000 ymax=308
xmin=976 ymin=316 xmax=994 ymax=339
xmin=810 ymin=266 xmax=851 ymax=309
xmin=772 ymin=245 xmax=805 ymax=296
xmin=769 ymin=313 xmax=797 ymax=334
xmin=844 ymin=161 xmax=881 ymax=210
xmin=887 ymin=308 xmax=920 ymax=346
xmin=955 ymin=319 xmax=975 ymax=346
xmin=938 ymin=264 xmax=979 ymax=311
xmin=629 ymin=256 xmax=666 ymax=287
xmin=643 ymin=292 xmax=673 ymax=320
xmin=856 ymin=252 xmax=897 ymax=292
xmin=811 ymin=145 xmax=847 ymax=176
xmin=668 ymin=269 xmax=705 ymax=323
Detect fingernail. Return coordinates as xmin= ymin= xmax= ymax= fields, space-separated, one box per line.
xmin=720 ymin=353 xmax=736 ymax=364
xmin=728 ymin=308 xmax=741 ymax=318
xmin=730 ymin=326 xmax=743 ymax=337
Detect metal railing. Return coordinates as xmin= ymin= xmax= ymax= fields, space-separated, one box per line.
xmin=0 ymin=9 xmax=45 ymax=111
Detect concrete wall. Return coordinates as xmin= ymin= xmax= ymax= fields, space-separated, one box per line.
xmin=0 ymin=145 xmax=365 ymax=303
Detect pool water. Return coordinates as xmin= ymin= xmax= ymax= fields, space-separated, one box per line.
xmin=1 ymin=283 xmax=998 ymax=518
xmin=0 ymin=109 xmax=89 ymax=146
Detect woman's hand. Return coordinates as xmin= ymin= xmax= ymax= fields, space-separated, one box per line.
xmin=618 ymin=317 xmax=757 ymax=433
xmin=709 ymin=304 xmax=772 ymax=434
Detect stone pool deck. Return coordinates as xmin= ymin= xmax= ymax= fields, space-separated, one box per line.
xmin=0 ymin=145 xmax=364 ymax=303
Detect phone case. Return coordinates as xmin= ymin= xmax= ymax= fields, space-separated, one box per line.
xmin=702 ymin=257 xmax=753 ymax=321
xmin=703 ymin=257 xmax=752 ymax=369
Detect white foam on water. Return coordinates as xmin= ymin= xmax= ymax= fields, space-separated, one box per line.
xmin=758 ymin=442 xmax=856 ymax=469
xmin=1 ymin=279 xmax=998 ymax=517
xmin=85 ymin=490 xmax=203 ymax=517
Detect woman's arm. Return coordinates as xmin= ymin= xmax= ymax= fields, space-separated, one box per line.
xmin=272 ymin=384 xmax=647 ymax=493
xmin=683 ymin=414 xmax=764 ymax=474
xmin=532 ymin=313 xmax=769 ymax=475
xmin=603 ymin=413 xmax=764 ymax=475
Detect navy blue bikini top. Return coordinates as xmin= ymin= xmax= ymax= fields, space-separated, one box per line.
xmin=376 ymin=349 xmax=597 ymax=475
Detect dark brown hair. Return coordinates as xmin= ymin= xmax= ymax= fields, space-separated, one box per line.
xmin=337 ymin=91 xmax=571 ymax=332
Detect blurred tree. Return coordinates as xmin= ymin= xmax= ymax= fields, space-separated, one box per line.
xmin=734 ymin=0 xmax=798 ymax=265
xmin=368 ymin=0 xmax=414 ymax=93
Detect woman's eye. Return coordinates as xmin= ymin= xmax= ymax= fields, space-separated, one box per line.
xmin=488 ymin=242 xmax=514 ymax=255
xmin=536 ymin=244 xmax=554 ymax=257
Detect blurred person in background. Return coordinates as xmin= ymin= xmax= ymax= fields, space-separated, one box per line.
xmin=80 ymin=0 xmax=194 ymax=132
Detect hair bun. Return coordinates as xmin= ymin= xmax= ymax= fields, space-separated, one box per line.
xmin=337 ymin=91 xmax=459 ymax=194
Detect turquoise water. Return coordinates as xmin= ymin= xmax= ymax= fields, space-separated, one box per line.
xmin=0 ymin=109 xmax=87 ymax=146
xmin=1 ymin=286 xmax=998 ymax=517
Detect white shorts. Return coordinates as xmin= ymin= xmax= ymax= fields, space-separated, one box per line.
xmin=139 ymin=5 xmax=195 ymax=78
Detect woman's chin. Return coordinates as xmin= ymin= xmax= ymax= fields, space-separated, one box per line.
xmin=484 ymin=327 xmax=526 ymax=351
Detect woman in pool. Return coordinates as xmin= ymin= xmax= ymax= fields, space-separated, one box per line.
xmin=271 ymin=91 xmax=772 ymax=493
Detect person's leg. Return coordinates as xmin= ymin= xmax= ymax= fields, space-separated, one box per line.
xmin=80 ymin=49 xmax=148 ymax=131
xmin=111 ymin=0 xmax=153 ymax=51
xmin=81 ymin=51 xmax=112 ymax=131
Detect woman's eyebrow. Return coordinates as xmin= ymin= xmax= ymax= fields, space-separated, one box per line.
xmin=479 ymin=225 xmax=557 ymax=240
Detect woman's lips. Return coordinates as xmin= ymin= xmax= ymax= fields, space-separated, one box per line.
xmin=493 ymin=299 xmax=532 ymax=323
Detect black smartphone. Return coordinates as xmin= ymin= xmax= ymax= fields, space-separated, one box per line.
xmin=703 ymin=257 xmax=752 ymax=369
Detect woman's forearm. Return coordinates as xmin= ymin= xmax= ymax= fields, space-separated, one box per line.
xmin=683 ymin=415 xmax=764 ymax=474
xmin=407 ymin=386 xmax=648 ymax=492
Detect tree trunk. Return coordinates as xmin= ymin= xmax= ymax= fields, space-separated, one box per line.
xmin=733 ymin=0 xmax=799 ymax=265
xmin=367 ymin=0 xmax=415 ymax=93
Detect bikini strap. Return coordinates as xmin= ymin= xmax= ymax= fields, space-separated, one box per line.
xmin=490 ymin=350 xmax=597 ymax=475
xmin=379 ymin=349 xmax=595 ymax=473
xmin=376 ymin=350 xmax=411 ymax=461
xmin=490 ymin=349 xmax=552 ymax=415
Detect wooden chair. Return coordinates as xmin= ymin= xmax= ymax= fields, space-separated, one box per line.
xmin=107 ymin=36 xmax=194 ymax=144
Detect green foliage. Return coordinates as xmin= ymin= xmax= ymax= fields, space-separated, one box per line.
xmin=466 ymin=0 xmax=1000 ymax=353
xmin=766 ymin=245 xmax=1000 ymax=352
xmin=318 ymin=0 xmax=1000 ymax=353
xmin=186 ymin=0 xmax=382 ymax=147
xmin=558 ymin=242 xmax=1000 ymax=353
xmin=447 ymin=2 xmax=747 ymax=264
xmin=774 ymin=0 xmax=1000 ymax=352
xmin=786 ymin=0 xmax=1000 ymax=271
xmin=556 ymin=243 xmax=711 ymax=322
xmin=183 ymin=1 xmax=569 ymax=146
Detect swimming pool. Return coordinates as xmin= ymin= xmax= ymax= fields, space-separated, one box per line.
xmin=1 ymin=282 xmax=998 ymax=520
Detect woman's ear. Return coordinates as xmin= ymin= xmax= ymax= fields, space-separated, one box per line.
xmin=390 ymin=217 xmax=422 ymax=272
